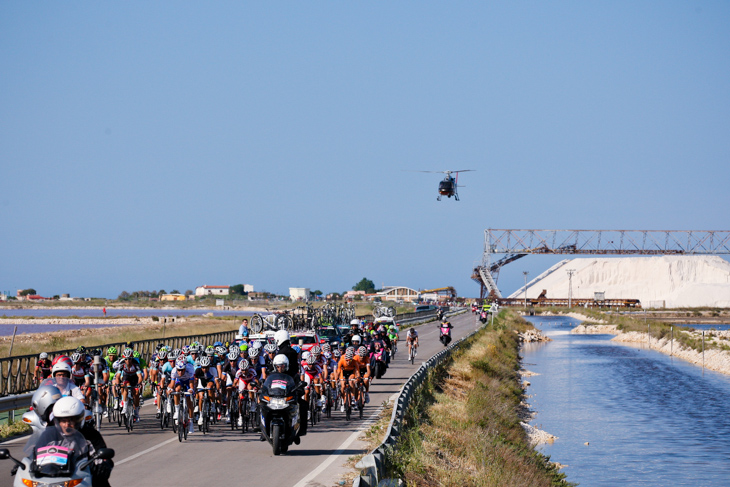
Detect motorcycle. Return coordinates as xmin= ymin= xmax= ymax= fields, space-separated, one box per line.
xmin=259 ymin=380 xmax=305 ymax=455
xmin=0 ymin=439 xmax=113 ymax=487
xmin=439 ymin=325 xmax=452 ymax=347
xmin=371 ymin=348 xmax=387 ymax=380
xmin=479 ymin=311 xmax=488 ymax=324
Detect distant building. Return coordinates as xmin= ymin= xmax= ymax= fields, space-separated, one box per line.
xmin=344 ymin=290 xmax=366 ymax=299
xmin=195 ymin=285 xmax=230 ymax=296
xmin=374 ymin=286 xmax=420 ymax=302
xmin=161 ymin=294 xmax=187 ymax=301
xmin=289 ymin=288 xmax=310 ymax=301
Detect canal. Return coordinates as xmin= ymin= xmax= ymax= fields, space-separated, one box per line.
xmin=522 ymin=315 xmax=730 ymax=487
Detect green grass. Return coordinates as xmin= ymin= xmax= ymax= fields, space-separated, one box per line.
xmin=387 ymin=310 xmax=572 ymax=487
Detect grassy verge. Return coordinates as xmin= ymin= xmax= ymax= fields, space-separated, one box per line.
xmin=388 ymin=310 xmax=571 ymax=487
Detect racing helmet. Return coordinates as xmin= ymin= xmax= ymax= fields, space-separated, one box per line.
xmin=51 ymin=361 xmax=72 ymax=377
xmin=272 ymin=354 xmax=289 ymax=368
xmin=32 ymin=384 xmax=63 ymax=423
xmin=274 ymin=330 xmax=290 ymax=346
xmin=52 ymin=396 xmax=86 ymax=429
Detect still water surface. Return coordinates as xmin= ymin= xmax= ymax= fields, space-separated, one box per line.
xmin=522 ymin=315 xmax=730 ymax=487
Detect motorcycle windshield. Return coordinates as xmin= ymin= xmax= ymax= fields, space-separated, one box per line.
xmin=265 ymin=379 xmax=294 ymax=397
xmin=23 ymin=424 xmax=89 ymax=477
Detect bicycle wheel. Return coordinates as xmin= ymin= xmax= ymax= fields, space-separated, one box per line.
xmin=358 ymin=390 xmax=364 ymax=419
xmin=160 ymin=396 xmax=166 ymax=430
xmin=277 ymin=314 xmax=293 ymax=330
xmin=325 ymin=386 xmax=332 ymax=419
xmin=240 ymin=395 xmax=248 ymax=433
xmin=251 ymin=314 xmax=264 ymax=333
xmin=117 ymin=399 xmax=123 ymax=427
xmin=229 ymin=395 xmax=238 ymax=430
xmin=386 ymin=307 xmax=396 ymax=317
xmin=202 ymin=395 xmax=210 ymax=434
xmin=178 ymin=413 xmax=183 ymax=442
xmin=309 ymin=394 xmax=316 ymax=427
xmin=172 ymin=403 xmax=178 ymax=434
xmin=106 ymin=393 xmax=114 ymax=424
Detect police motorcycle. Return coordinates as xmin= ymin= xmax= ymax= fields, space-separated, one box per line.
xmin=0 ymin=395 xmax=114 ymax=487
xmin=258 ymin=359 xmax=306 ymax=455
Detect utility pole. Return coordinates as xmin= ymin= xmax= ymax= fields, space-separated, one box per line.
xmin=522 ymin=271 xmax=529 ymax=309
xmin=566 ymin=269 xmax=576 ymax=308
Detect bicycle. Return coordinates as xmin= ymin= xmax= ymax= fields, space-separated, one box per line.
xmin=323 ymin=380 xmax=334 ymax=419
xmin=250 ymin=311 xmax=291 ymax=333
xmin=357 ymin=380 xmax=366 ymax=420
xmin=158 ymin=388 xmax=171 ymax=430
xmin=170 ymin=391 xmax=192 ymax=442
xmin=228 ymin=392 xmax=239 ymax=431
xmin=307 ymin=384 xmax=320 ymax=427
xmin=409 ymin=343 xmax=418 ymax=365
xmin=197 ymin=388 xmax=215 ymax=434
xmin=89 ymin=384 xmax=104 ymax=431
xmin=122 ymin=384 xmax=135 ymax=433
xmin=340 ymin=378 xmax=355 ymax=421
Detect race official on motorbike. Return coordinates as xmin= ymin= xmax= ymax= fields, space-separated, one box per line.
xmin=30 ymin=386 xmax=113 ymax=487
xmin=274 ymin=330 xmax=308 ymax=436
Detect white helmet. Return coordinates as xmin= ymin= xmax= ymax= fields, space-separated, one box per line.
xmin=52 ymin=361 xmax=72 ymax=377
xmin=251 ymin=341 xmax=263 ymax=350
xmin=352 ymin=335 xmax=361 ymax=343
xmin=301 ymin=351 xmax=311 ymax=362
xmin=52 ymin=396 xmax=86 ymax=428
xmin=272 ymin=354 xmax=289 ymax=368
xmin=350 ymin=319 xmax=360 ymax=326
xmin=274 ymin=330 xmax=290 ymax=346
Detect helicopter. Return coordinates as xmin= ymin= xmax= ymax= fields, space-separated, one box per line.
xmin=415 ymin=170 xmax=475 ymax=201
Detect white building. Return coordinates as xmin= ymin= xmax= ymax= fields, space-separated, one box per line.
xmin=243 ymin=284 xmax=254 ymax=293
xmin=195 ymin=285 xmax=230 ymax=296
xmin=289 ymin=287 xmax=310 ymax=301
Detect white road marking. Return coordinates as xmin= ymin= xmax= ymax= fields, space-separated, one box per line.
xmin=115 ymin=437 xmax=178 ymax=465
xmin=292 ymin=406 xmax=384 ymax=487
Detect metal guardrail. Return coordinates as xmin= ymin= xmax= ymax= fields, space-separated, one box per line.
xmin=0 ymin=329 xmax=240 ymax=397
xmin=354 ymin=310 xmax=479 ymax=487
xmin=0 ymin=393 xmax=33 ymax=415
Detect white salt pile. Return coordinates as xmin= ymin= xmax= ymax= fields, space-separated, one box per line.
xmin=508 ymin=256 xmax=730 ymax=308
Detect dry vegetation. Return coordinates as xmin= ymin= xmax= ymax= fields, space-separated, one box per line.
xmin=388 ymin=311 xmax=571 ymax=487
xmin=0 ymin=317 xmax=239 ymax=358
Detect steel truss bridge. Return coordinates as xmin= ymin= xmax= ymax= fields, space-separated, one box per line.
xmin=472 ymin=229 xmax=730 ymax=300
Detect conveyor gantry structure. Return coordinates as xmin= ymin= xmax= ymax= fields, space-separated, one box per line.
xmin=471 ymin=229 xmax=730 ymax=300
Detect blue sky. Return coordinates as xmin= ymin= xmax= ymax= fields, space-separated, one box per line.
xmin=1 ymin=2 xmax=729 ymax=299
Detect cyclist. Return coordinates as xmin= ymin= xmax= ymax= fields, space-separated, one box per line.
xmin=34 ymin=352 xmax=53 ymax=383
xmin=233 ymin=358 xmax=258 ymax=427
xmin=336 ymin=347 xmax=360 ymax=412
xmin=115 ymin=348 xmax=144 ymax=422
xmin=356 ymin=346 xmax=372 ymax=404
xmin=301 ymin=353 xmax=323 ymax=412
xmin=220 ymin=350 xmax=238 ymax=422
xmin=70 ymin=353 xmax=91 ymax=403
xmin=406 ymin=327 xmax=419 ymax=359
xmin=387 ymin=326 xmax=399 ymax=354
xmin=195 ymin=356 xmax=220 ymax=426
xmin=261 ymin=343 xmax=278 ymax=380
xmin=168 ymin=358 xmax=195 ymax=435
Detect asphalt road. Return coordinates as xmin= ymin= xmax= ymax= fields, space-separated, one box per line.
xmin=0 ymin=311 xmax=479 ymax=487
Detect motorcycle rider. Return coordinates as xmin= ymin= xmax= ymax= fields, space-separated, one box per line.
xmin=439 ymin=319 xmax=454 ymax=346
xmin=260 ymin=354 xmax=301 ymax=447
xmin=273 ymin=329 xmax=308 ymax=436
xmin=30 ymin=390 xmax=113 ymax=487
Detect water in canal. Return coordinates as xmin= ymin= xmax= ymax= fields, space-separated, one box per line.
xmin=522 ymin=315 xmax=730 ymax=487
